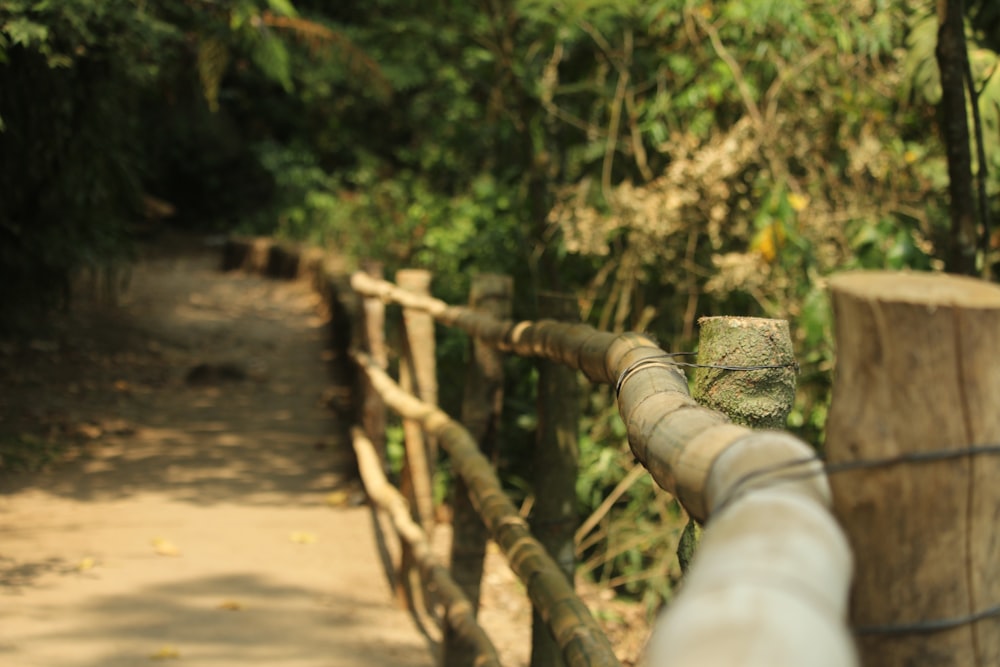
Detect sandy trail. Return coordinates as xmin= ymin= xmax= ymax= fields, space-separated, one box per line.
xmin=0 ymin=243 xmax=436 ymax=667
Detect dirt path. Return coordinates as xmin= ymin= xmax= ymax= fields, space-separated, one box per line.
xmin=0 ymin=242 xmax=438 ymax=667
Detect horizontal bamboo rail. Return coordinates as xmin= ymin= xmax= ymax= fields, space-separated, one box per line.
xmin=350 ymin=426 xmax=500 ymax=667
xmin=351 ymin=348 xmax=622 ymax=667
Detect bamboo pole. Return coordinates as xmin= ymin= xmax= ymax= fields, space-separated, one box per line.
xmin=396 ymin=270 xmax=437 ymax=620
xmin=223 ymin=241 xmax=855 ymax=666
xmin=351 ymin=349 xmax=621 ymax=667
xmin=360 ymin=261 xmax=389 ymax=468
xmin=397 ymin=269 xmax=439 ymax=531
xmin=351 ymin=426 xmax=501 ymax=667
xmin=446 ymin=274 xmax=511 ymax=667
xmin=350 ymin=273 xmax=827 ymax=515
xmin=825 ymin=271 xmax=1000 ymax=666
xmin=531 ymin=291 xmax=581 ymax=667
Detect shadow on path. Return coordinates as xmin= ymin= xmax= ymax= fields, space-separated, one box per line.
xmin=0 ymin=240 xmax=432 ymax=667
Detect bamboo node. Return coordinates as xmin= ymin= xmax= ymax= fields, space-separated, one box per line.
xmin=614 ymin=355 xmax=686 ymax=398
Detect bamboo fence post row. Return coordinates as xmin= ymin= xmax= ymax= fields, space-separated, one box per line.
xmin=350 ymin=270 xmax=857 ymax=667
xmin=350 ymin=349 xmax=622 ymax=667
xmin=350 ymin=426 xmax=501 ymax=667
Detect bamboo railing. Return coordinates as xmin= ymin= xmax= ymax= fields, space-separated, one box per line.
xmin=225 ymin=236 xmax=1000 ymax=667
xmin=347 ymin=269 xmax=856 ymax=667
xmin=223 ymin=238 xmax=863 ymax=666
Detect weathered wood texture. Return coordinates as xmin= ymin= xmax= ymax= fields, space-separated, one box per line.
xmin=531 ymin=292 xmax=581 ymax=667
xmin=351 ymin=350 xmax=622 ymax=667
xmin=351 ymin=427 xmax=500 ymax=667
xmin=446 ymin=274 xmax=512 ymax=667
xmin=826 ymin=271 xmax=1000 ymax=666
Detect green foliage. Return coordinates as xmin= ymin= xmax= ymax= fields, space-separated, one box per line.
xmin=0 ymin=0 xmax=386 ymax=327
xmin=574 ymin=402 xmax=685 ymax=607
xmin=902 ymin=7 xmax=1000 ymax=184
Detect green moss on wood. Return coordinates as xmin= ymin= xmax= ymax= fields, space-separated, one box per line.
xmin=693 ymin=316 xmax=796 ymax=430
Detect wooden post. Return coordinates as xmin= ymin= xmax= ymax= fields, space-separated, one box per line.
xmin=444 ymin=274 xmax=512 ymax=667
xmin=395 ymin=269 xmax=437 ymax=616
xmin=397 ymin=269 xmax=438 ymax=530
xmin=530 ymin=292 xmax=581 ymax=667
xmin=360 ymin=261 xmax=389 ymax=468
xmin=678 ymin=316 xmax=797 ymax=571
xmin=825 ymin=271 xmax=1000 ymax=666
xmin=693 ymin=316 xmax=797 ymax=429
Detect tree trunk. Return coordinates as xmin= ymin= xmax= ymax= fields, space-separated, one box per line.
xmin=936 ymin=0 xmax=978 ymax=275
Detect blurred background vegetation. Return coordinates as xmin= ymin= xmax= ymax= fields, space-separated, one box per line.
xmin=3 ymin=0 xmax=999 ymax=611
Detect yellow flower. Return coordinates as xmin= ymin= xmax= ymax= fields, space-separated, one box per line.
xmin=751 ymin=222 xmax=787 ymax=263
xmin=787 ymin=193 xmax=809 ymax=212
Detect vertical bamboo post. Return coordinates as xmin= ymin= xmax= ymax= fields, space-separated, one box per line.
xmin=825 ymin=272 xmax=1000 ymax=666
xmin=530 ymin=292 xmax=581 ymax=667
xmin=321 ymin=256 xmax=361 ymax=425
xmin=361 ymin=261 xmax=389 ymax=469
xmin=395 ymin=269 xmax=437 ymax=616
xmin=397 ymin=269 xmax=438 ymax=530
xmin=444 ymin=274 xmax=512 ymax=667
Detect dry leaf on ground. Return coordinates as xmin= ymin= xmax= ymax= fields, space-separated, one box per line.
xmin=151 ymin=538 xmax=181 ymax=556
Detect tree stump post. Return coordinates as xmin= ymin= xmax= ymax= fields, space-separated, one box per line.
xmin=530 ymin=291 xmax=581 ymax=667
xmin=678 ymin=316 xmax=797 ymax=571
xmin=826 ymin=271 xmax=1000 ymax=666
xmin=693 ymin=316 xmax=797 ymax=429
xmin=444 ymin=273 xmax=512 ymax=667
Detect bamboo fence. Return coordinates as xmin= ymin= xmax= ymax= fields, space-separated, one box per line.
xmin=224 ymin=234 xmax=1000 ymax=667
xmin=348 ymin=270 xmax=856 ymax=667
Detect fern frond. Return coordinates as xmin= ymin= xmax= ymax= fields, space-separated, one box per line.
xmin=197 ymin=37 xmax=231 ymax=112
